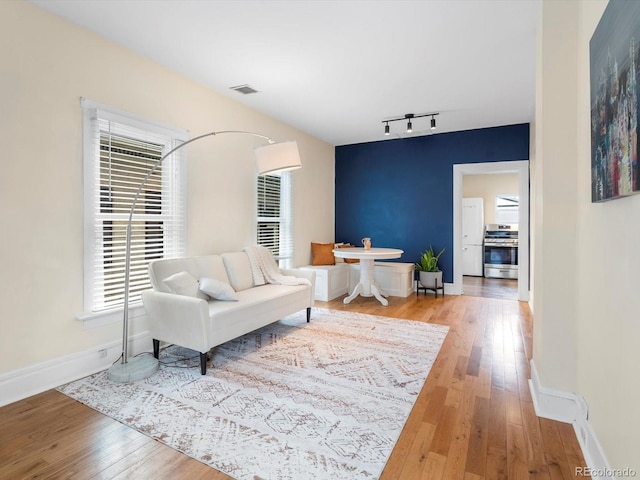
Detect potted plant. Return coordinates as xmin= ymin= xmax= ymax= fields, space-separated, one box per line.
xmin=415 ymin=246 xmax=445 ymax=288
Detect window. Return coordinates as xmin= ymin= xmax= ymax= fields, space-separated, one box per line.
xmin=82 ymin=99 xmax=187 ymax=314
xmin=495 ymin=194 xmax=519 ymax=224
xmin=257 ymin=172 xmax=293 ymax=268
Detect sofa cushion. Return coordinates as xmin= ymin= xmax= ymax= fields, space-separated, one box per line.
xmin=149 ymin=258 xmax=199 ymax=293
xmin=207 ymin=283 xmax=309 ymax=317
xmin=200 ymin=277 xmax=238 ymax=301
xmin=163 ymin=271 xmax=209 ymax=299
xmin=193 ymin=255 xmax=231 ymax=285
xmin=221 ymin=252 xmax=255 ymax=291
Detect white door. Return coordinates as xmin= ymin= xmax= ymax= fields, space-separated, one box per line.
xmin=462 ymin=198 xmax=484 ymax=245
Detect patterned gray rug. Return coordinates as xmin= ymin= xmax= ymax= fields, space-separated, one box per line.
xmin=58 ymin=308 xmax=449 ymax=480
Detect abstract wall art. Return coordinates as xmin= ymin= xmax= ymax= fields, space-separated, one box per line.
xmin=590 ymin=0 xmax=640 ymax=202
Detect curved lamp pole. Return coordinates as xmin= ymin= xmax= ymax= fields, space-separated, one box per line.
xmin=108 ymin=131 xmax=301 ymax=382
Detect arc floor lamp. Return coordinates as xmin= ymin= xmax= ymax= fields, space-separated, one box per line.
xmin=108 ymin=131 xmax=302 ymax=382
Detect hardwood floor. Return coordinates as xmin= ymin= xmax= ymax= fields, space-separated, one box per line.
xmin=0 ymin=293 xmax=588 ymax=479
xmin=463 ymin=275 xmax=518 ymax=300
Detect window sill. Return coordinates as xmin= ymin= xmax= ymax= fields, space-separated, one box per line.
xmin=76 ymin=304 xmax=146 ymax=329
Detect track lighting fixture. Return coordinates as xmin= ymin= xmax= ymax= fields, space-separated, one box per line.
xmin=381 ymin=112 xmax=439 ymax=136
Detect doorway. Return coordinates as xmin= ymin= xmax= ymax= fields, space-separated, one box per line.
xmin=452 ymin=161 xmax=529 ymax=302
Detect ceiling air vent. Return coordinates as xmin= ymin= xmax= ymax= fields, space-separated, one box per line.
xmin=229 ymin=84 xmax=258 ymax=95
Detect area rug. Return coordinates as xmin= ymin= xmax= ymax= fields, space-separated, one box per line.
xmin=58 ymin=308 xmax=449 ymax=480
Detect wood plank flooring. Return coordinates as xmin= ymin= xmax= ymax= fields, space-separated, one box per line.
xmin=463 ymin=275 xmax=518 ymax=300
xmin=0 ymin=293 xmax=588 ymax=479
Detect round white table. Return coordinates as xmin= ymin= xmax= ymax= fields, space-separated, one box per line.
xmin=333 ymin=247 xmax=404 ymax=306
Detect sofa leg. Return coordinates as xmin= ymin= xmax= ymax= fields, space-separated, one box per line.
xmin=152 ymin=339 xmax=160 ymax=359
xmin=199 ymin=352 xmax=208 ymax=375
xmin=306 ymin=307 xmax=311 ymax=323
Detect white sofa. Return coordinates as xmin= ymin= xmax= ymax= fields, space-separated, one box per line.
xmin=142 ymin=252 xmax=315 ymax=375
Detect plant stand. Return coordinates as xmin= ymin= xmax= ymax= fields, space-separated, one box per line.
xmin=416 ymin=275 xmax=444 ymax=298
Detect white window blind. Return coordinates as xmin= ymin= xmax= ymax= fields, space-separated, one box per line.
xmin=495 ymin=194 xmax=519 ymax=224
xmin=257 ymin=172 xmax=293 ymax=268
xmin=82 ymin=100 xmax=187 ymax=314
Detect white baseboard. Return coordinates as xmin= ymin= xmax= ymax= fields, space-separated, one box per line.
xmin=529 ymin=360 xmax=614 ymax=479
xmin=0 ymin=331 xmax=153 ymax=407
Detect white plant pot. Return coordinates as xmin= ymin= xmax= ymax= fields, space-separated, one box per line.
xmin=419 ymin=271 xmax=443 ymax=288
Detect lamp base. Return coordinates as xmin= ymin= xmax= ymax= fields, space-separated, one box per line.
xmin=108 ymin=355 xmax=159 ymax=383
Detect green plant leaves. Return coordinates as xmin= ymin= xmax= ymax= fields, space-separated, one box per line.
xmin=414 ymin=245 xmax=445 ymax=272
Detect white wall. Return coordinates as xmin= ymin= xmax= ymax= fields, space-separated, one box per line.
xmin=0 ymin=2 xmax=334 ymax=376
xmin=535 ymin=0 xmax=640 ymax=471
xmin=463 ymin=173 xmax=519 ymax=225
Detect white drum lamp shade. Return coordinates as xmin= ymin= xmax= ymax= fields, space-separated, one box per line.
xmin=255 ymin=141 xmax=301 ymax=175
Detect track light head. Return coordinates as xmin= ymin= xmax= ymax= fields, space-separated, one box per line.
xmin=405 ymin=114 xmax=414 ymax=133
xmin=382 ymin=112 xmax=438 ymax=137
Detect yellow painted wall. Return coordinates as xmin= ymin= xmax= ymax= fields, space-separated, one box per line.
xmin=0 ymin=2 xmax=334 ymax=374
xmin=463 ymin=173 xmax=519 ymax=225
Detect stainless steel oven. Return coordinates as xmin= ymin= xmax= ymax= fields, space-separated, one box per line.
xmin=483 ymin=224 xmax=518 ymax=279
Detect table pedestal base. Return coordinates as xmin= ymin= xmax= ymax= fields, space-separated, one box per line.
xmin=343 ymin=258 xmax=389 ymax=306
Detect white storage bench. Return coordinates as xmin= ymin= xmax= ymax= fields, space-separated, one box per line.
xmin=349 ymin=262 xmax=414 ymax=298
xmin=298 ymin=263 xmax=350 ymax=301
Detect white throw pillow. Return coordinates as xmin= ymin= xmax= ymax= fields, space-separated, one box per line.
xmin=199 ymin=277 xmax=238 ymax=301
xmin=163 ymin=271 xmax=209 ymax=300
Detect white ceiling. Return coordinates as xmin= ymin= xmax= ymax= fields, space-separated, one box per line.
xmin=31 ymin=0 xmax=540 ymax=146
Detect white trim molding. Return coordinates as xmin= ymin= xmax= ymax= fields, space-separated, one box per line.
xmin=529 ymin=360 xmax=614 ymax=479
xmin=452 ymin=160 xmax=530 ymax=302
xmin=0 ymin=331 xmax=153 ymax=407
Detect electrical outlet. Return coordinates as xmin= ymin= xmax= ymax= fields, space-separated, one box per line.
xmin=98 ymin=349 xmax=107 ymax=359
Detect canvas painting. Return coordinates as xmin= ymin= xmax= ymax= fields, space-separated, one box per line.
xmin=590 ymin=0 xmax=640 ymax=202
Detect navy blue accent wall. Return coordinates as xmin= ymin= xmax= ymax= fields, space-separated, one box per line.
xmin=335 ymin=123 xmax=530 ymax=281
